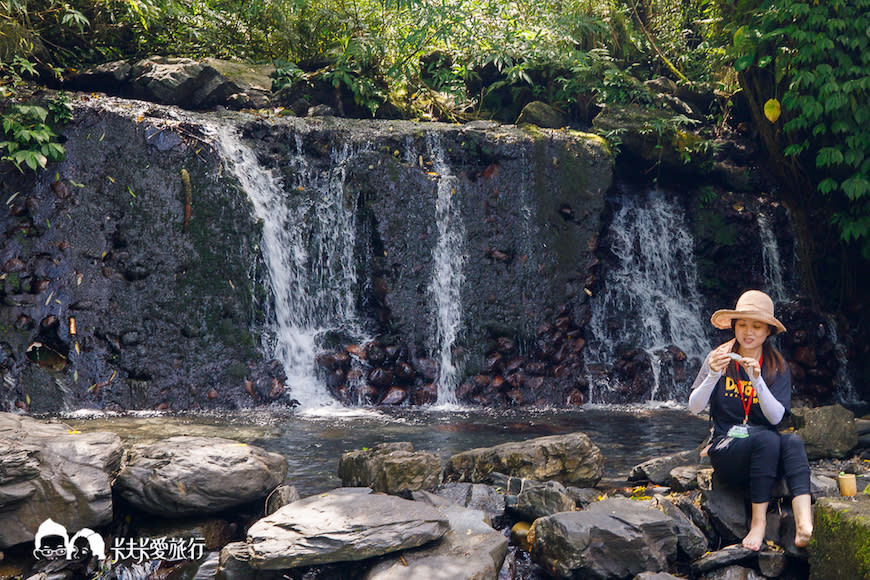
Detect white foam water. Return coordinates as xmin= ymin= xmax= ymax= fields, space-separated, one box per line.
xmin=586 ymin=189 xmax=709 ymax=402
xmin=425 ymin=134 xmax=467 ymax=408
xmin=210 ymin=124 xmax=365 ymax=409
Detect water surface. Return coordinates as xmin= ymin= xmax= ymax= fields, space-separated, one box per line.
xmin=67 ymin=405 xmax=709 ymax=496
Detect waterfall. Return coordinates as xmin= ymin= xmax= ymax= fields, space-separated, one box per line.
xmin=757 ymin=212 xmax=788 ymax=303
xmin=210 ymin=124 xmax=365 ymax=408
xmin=826 ymin=317 xmax=858 ymax=403
xmin=586 ymin=189 xmax=709 ymax=403
xmin=426 ymin=134 xmax=466 ymax=406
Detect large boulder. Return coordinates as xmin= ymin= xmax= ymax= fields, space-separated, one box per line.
xmin=219 ymin=487 xmax=449 ymax=570
xmin=338 ymin=442 xmax=441 ymax=493
xmin=592 ymin=103 xmax=711 ymax=172
xmin=443 ymin=432 xmax=604 ymax=487
xmin=364 ymin=491 xmax=508 ymax=580
xmin=65 ymin=57 xmax=275 ymax=110
xmin=529 ymin=498 xmax=677 ymax=579
xmin=809 ymin=496 xmax=870 ymax=579
xmin=791 ymin=404 xmax=857 ymax=459
xmin=516 ymin=101 xmax=568 ymax=128
xmin=0 ymin=413 xmax=123 ymax=548
xmin=115 ymin=436 xmax=286 ymax=517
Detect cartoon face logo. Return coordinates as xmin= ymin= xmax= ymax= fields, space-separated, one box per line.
xmin=32 ymin=519 xmax=106 ymax=561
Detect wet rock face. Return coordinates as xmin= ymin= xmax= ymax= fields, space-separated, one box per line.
xmin=289 ymin=122 xmax=613 ymax=407
xmin=0 ymin=98 xmax=276 ymax=412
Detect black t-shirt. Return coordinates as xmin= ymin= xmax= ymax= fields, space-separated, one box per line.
xmin=709 ymin=362 xmax=792 ymax=437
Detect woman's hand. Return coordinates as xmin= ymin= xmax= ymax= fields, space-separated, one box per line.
xmin=708 ymin=346 xmax=733 ymax=373
xmin=740 ymin=356 xmax=762 ymax=378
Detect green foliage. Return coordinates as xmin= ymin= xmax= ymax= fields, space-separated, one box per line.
xmin=0 ymin=103 xmax=66 ymax=172
xmin=1 ymin=0 xmax=731 ymax=123
xmin=724 ymin=0 xmax=870 ymax=257
xmin=1 ymin=56 xmax=72 ymax=173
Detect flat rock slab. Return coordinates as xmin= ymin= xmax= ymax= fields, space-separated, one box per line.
xmin=365 ymin=491 xmax=508 ymax=580
xmin=0 ymin=413 xmax=123 ymax=548
xmin=225 ymin=487 xmax=450 ymax=569
xmin=691 ymin=544 xmax=755 ymax=575
xmin=115 ymin=435 xmax=286 ymax=517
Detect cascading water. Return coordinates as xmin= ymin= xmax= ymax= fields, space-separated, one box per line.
xmin=426 ymin=134 xmax=467 ymax=407
xmin=586 ymin=189 xmax=709 ymax=403
xmin=757 ymin=212 xmax=789 ymax=303
xmin=210 ymin=124 xmax=365 ymax=408
xmin=826 ymin=317 xmax=858 ymax=403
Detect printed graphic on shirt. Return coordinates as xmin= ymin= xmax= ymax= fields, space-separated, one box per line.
xmin=724 ymin=376 xmax=759 ymax=405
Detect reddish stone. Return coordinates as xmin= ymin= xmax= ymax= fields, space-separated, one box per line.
xmin=394 ymin=361 xmax=416 ymax=383
xmin=345 ymin=344 xmax=366 ymax=359
xmin=507 ymin=373 xmax=524 ymax=388
xmin=536 ymin=322 xmax=554 ymax=336
xmin=368 ymin=367 xmax=394 ymax=387
xmin=268 ymin=379 xmax=285 ymax=398
xmin=473 ymin=374 xmax=491 ymax=388
xmin=413 ymin=358 xmax=439 ymax=381
xmin=2 ymin=258 xmax=25 ymax=272
xmin=51 ymin=180 xmax=71 ymax=199
xmin=497 ymin=337 xmax=516 ymax=354
xmin=793 ymin=346 xmax=817 ymax=368
xmin=413 ymin=382 xmax=438 ymax=405
xmin=316 ymin=351 xmax=349 ymax=370
xmin=525 ymin=361 xmax=549 ymax=375
xmin=380 ymin=386 xmax=407 ymax=405
xmin=491 ymin=375 xmax=506 ymax=390
xmin=456 ymin=381 xmax=476 ymax=400
xmin=505 ymin=389 xmax=523 ymax=405
xmin=551 ymin=342 xmax=569 ymax=364
xmin=504 ymin=356 xmax=525 ymax=373
xmin=207 ymin=389 xmax=219 ymax=400
xmin=524 ymin=376 xmax=544 ymax=391
xmin=357 ymin=383 xmax=381 ymax=403
xmin=566 ymin=388 xmax=586 ymax=406
xmin=485 ymin=352 xmax=503 ymax=372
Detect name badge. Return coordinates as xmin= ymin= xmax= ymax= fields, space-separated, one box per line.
xmin=727 ymin=425 xmax=749 ymax=438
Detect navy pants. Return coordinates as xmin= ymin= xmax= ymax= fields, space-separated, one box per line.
xmin=708 ymin=429 xmax=811 ymax=503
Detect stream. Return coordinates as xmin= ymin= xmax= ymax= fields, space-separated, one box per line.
xmin=66 ymin=404 xmax=710 ymax=496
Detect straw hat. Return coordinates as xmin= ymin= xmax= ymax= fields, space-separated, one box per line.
xmin=710 ymin=290 xmax=786 ymax=334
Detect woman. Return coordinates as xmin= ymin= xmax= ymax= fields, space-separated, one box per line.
xmin=689 ymin=290 xmax=813 ymax=551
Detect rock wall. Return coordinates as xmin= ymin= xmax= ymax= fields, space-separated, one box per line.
xmin=1 ymin=97 xmax=274 ymax=412
xmin=0 ymin=95 xmax=612 ymax=411
xmin=1 ymin=89 xmax=864 ymax=410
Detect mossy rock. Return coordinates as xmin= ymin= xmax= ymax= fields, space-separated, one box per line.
xmin=592 ymin=103 xmax=712 ymax=172
xmin=809 ymin=496 xmax=870 ymax=579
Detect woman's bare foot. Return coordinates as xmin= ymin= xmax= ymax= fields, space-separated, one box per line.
xmin=744 ymin=502 xmax=769 ymax=551
xmin=793 ymin=494 xmax=814 ymax=548
xmin=794 ymin=524 xmax=813 ymax=548
xmin=742 ymin=525 xmax=766 ymax=551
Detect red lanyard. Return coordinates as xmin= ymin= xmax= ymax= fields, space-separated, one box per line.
xmin=735 ymin=354 xmax=762 ymax=423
